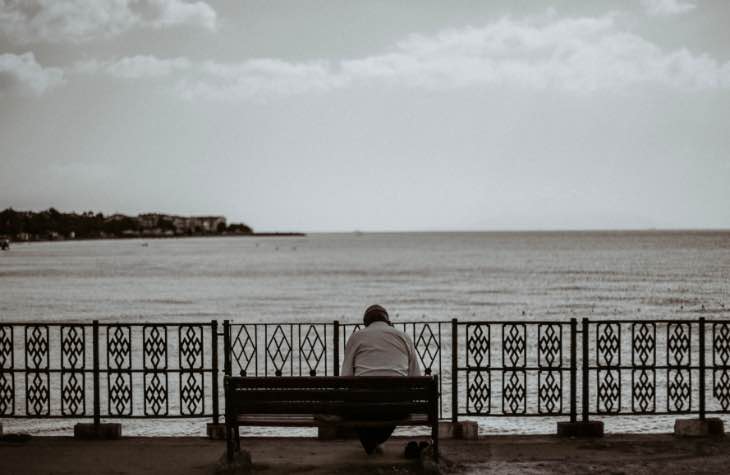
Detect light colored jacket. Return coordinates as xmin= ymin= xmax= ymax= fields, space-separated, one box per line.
xmin=340 ymin=321 xmax=422 ymax=377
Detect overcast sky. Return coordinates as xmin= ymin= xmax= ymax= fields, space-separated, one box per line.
xmin=1 ymin=0 xmax=729 ymax=232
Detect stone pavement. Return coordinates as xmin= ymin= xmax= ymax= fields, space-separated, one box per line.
xmin=1 ymin=434 xmax=729 ymax=474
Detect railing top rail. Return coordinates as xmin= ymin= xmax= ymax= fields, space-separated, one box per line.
xmin=226 ymin=321 xmax=332 ymax=326
xmin=584 ymin=318 xmax=703 ymax=324
xmin=0 ymin=321 xmax=216 ymax=326
xmin=456 ymin=319 xmax=572 ymax=325
xmin=338 ymin=320 xmax=452 ymax=325
xmin=224 ymin=320 xmax=451 ymax=327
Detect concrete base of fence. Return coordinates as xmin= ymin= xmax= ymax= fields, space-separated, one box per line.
xmin=556 ymin=420 xmax=604 ymax=438
xmin=674 ymin=418 xmax=724 ymax=437
xmin=215 ymin=450 xmax=252 ymax=475
xmin=0 ymin=422 xmax=3 ymax=436
xmin=438 ymin=421 xmax=479 ymax=440
xmin=73 ymin=423 xmax=122 ymax=440
xmin=207 ymin=423 xmax=227 ymax=440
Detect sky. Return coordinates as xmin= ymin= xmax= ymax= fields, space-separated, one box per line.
xmin=1 ymin=0 xmax=729 ymax=232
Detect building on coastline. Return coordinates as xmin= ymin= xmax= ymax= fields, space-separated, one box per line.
xmin=138 ymin=213 xmax=227 ymax=235
xmin=189 ymin=216 xmax=227 ymax=233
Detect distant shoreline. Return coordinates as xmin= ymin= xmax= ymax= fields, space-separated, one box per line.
xmin=5 ymin=232 xmax=306 ymax=244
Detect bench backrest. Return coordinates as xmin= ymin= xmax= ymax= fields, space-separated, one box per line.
xmin=225 ymin=376 xmax=438 ymax=418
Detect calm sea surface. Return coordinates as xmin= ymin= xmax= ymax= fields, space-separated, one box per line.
xmin=2 ymin=231 xmax=729 ymax=436
xmin=1 ymin=231 xmax=729 ymax=322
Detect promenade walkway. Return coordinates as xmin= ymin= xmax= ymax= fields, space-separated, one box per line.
xmin=1 ymin=434 xmax=729 ymax=474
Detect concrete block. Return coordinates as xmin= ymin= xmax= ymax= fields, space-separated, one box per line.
xmin=73 ymin=423 xmax=122 ymax=440
xmin=460 ymin=421 xmax=479 ymax=440
xmin=556 ymin=420 xmax=604 ymax=438
xmin=215 ymin=450 xmax=252 ymax=475
xmin=207 ymin=423 xmax=227 ymax=440
xmin=0 ymin=432 xmax=32 ymax=443
xmin=438 ymin=421 xmax=479 ymax=440
xmin=674 ymin=418 xmax=724 ymax=437
xmin=438 ymin=421 xmax=457 ymax=439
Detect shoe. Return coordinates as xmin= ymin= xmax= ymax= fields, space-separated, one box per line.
xmin=404 ymin=441 xmax=420 ymax=459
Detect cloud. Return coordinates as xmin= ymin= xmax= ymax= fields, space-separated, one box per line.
xmin=0 ymin=0 xmax=216 ymax=44
xmin=0 ymin=52 xmax=64 ymax=96
xmin=75 ymin=55 xmax=192 ymax=78
xmin=77 ymin=13 xmax=730 ymax=100
xmin=77 ymin=55 xmax=344 ymax=100
xmin=640 ymin=0 xmax=696 ymax=16
xmin=178 ymin=59 xmax=346 ymax=101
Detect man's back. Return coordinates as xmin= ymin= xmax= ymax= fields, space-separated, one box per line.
xmin=340 ymin=321 xmax=422 ymax=377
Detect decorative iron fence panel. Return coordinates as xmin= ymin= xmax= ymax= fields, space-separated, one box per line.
xmin=586 ymin=320 xmax=695 ymax=416
xmin=225 ymin=323 xmax=330 ymax=377
xmin=0 ymin=322 xmax=219 ymax=422
xmin=453 ymin=321 xmax=571 ymax=418
xmin=583 ymin=319 xmax=729 ymax=418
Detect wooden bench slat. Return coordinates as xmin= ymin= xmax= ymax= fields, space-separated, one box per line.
xmin=234 ymin=401 xmax=431 ymax=414
xmin=228 ymin=376 xmax=434 ymax=390
xmin=235 ymin=414 xmax=431 ymax=428
xmin=232 ymin=389 xmax=433 ymax=402
xmin=236 ymin=415 xmax=318 ymax=427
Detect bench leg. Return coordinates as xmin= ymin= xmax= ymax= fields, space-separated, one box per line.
xmin=432 ymin=422 xmax=439 ymax=463
xmin=226 ymin=423 xmax=234 ymax=463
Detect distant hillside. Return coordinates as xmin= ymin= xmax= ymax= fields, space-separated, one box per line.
xmin=0 ymin=208 xmax=253 ymax=241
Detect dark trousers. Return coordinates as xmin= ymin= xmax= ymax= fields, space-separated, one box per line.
xmin=342 ymin=407 xmax=407 ymax=455
xmin=356 ymin=426 xmax=396 ymax=454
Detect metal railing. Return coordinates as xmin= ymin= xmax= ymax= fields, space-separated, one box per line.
xmin=2 ymin=317 xmax=730 ymax=432
xmin=453 ymin=320 xmax=571 ymax=419
xmin=0 ymin=321 xmax=220 ymax=423
xmin=583 ymin=318 xmax=730 ymax=418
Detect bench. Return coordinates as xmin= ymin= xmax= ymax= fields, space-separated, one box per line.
xmin=224 ymin=375 xmax=439 ymax=462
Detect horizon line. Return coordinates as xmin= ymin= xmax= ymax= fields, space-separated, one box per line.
xmin=267 ymin=227 xmax=730 ymax=234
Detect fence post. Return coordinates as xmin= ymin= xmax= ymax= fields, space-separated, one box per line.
xmin=581 ymin=318 xmax=589 ymax=422
xmin=92 ymin=320 xmax=100 ymax=427
xmin=570 ymin=318 xmax=577 ymax=423
xmin=333 ymin=321 xmax=340 ymax=376
xmin=211 ymin=320 xmax=219 ymax=425
xmin=451 ymin=318 xmax=458 ymax=423
xmin=699 ymin=317 xmax=706 ymax=421
xmin=223 ymin=320 xmax=231 ymax=376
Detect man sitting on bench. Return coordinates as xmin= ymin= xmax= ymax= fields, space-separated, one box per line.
xmin=340 ymin=304 xmax=422 ymax=454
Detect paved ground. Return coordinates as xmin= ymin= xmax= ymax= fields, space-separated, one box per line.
xmin=1 ymin=434 xmax=730 ymax=474
xmin=448 ymin=434 xmax=730 ymax=474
